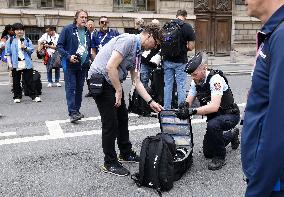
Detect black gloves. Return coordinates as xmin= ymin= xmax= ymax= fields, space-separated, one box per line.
xmin=176 ymin=101 xmax=197 ymax=120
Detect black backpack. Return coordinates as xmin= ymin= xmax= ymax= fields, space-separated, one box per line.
xmin=161 ymin=20 xmax=184 ymax=58
xmin=128 ymin=87 xmax=152 ymax=116
xmin=131 ymin=133 xmax=176 ymax=195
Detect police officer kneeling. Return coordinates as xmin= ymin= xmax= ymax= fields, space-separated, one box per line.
xmin=176 ymin=52 xmax=240 ymax=170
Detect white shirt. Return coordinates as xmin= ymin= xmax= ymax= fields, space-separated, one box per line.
xmin=38 ymin=33 xmax=59 ymax=56
xmin=188 ymin=70 xmax=228 ymax=97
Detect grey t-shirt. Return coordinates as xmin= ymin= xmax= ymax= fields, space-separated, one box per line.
xmin=88 ymin=33 xmax=139 ymax=84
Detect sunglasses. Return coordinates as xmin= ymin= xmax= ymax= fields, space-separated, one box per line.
xmin=100 ymin=21 xmax=109 ymax=25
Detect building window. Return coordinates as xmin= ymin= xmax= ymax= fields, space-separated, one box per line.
xmin=41 ymin=0 xmax=64 ymax=8
xmin=25 ymin=26 xmax=45 ymax=45
xmin=235 ymin=0 xmax=245 ymax=5
xmin=114 ymin=0 xmax=155 ymax=12
xmin=9 ymin=0 xmax=31 ymax=7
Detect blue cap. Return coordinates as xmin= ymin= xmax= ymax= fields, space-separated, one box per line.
xmin=184 ymin=52 xmax=202 ymax=74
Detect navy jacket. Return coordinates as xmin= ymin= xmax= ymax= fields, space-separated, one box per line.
xmin=91 ymin=29 xmax=119 ymax=53
xmin=241 ymin=5 xmax=284 ymax=197
xmin=57 ymin=23 xmax=91 ymax=70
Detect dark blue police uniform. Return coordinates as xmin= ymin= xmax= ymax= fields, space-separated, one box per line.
xmin=91 ymin=29 xmax=119 ymax=53
xmin=241 ymin=5 xmax=284 ymax=197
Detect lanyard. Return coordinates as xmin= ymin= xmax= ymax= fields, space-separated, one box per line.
xmin=99 ymin=32 xmax=108 ymax=45
xmin=75 ymin=28 xmax=87 ymax=47
xmin=135 ymin=35 xmax=142 ymax=72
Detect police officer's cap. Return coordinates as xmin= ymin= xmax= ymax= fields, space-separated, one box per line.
xmin=184 ymin=52 xmax=202 ymax=74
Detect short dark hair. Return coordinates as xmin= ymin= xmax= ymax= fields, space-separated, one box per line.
xmin=88 ymin=19 xmax=94 ymax=22
xmin=99 ymin=16 xmax=108 ymax=24
xmin=176 ymin=9 xmax=187 ymax=17
xmin=143 ymin=23 xmax=163 ymax=45
xmin=47 ymin=26 xmax=56 ymax=31
xmin=12 ymin=23 xmax=24 ymax=31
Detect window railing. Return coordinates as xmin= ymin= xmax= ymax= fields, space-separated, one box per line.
xmin=9 ymin=0 xmax=32 ymax=7
xmin=113 ymin=0 xmax=155 ymax=12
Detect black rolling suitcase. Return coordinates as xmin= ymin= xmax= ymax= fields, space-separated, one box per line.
xmin=22 ymin=70 xmax=42 ymax=96
xmin=158 ymin=109 xmax=194 ymax=181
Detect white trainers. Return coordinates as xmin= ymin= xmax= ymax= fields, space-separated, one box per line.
xmin=33 ymin=97 xmax=41 ymax=102
xmin=47 ymin=83 xmax=53 ymax=87
xmin=56 ymin=83 xmax=61 ymax=87
xmin=14 ymin=99 xmax=21 ymax=103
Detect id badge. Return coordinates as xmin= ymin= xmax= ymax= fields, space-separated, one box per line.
xmin=76 ymin=44 xmax=86 ymax=56
xmin=18 ymin=60 xmax=26 ymax=70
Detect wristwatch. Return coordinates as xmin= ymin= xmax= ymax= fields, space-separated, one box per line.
xmin=192 ymin=108 xmax=197 ymax=115
xmin=147 ymin=98 xmax=154 ymax=105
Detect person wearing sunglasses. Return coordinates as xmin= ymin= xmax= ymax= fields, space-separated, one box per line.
xmin=91 ymin=16 xmax=119 ymax=60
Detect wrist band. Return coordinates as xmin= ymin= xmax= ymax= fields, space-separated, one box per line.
xmin=147 ymin=98 xmax=153 ymax=105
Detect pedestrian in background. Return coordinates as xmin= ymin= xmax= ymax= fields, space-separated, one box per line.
xmin=84 ymin=18 xmax=97 ymax=97
xmin=162 ymin=9 xmax=195 ymax=109
xmin=241 ymin=0 xmax=284 ymax=196
xmin=140 ymin=19 xmax=161 ymax=88
xmin=57 ymin=9 xmax=91 ymax=123
xmin=38 ymin=26 xmax=61 ymax=87
xmin=0 ymin=24 xmax=14 ymax=93
xmin=88 ymin=23 xmax=164 ymax=176
xmin=5 ymin=23 xmax=41 ymax=103
xmin=91 ymin=16 xmax=119 ymax=60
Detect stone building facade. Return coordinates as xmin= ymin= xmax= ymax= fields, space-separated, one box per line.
xmin=0 ymin=0 xmax=261 ymax=55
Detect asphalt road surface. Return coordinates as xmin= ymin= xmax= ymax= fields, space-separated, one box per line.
xmin=0 ymin=72 xmax=251 ymax=197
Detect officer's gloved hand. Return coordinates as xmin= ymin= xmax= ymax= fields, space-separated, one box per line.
xmin=176 ymin=101 xmax=190 ymax=119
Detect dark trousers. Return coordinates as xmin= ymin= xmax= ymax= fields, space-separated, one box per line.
xmin=63 ymin=67 xmax=86 ymax=116
xmin=94 ymin=80 xmax=132 ymax=164
xmin=203 ymin=114 xmax=240 ymax=159
xmin=12 ymin=68 xmax=37 ymax=100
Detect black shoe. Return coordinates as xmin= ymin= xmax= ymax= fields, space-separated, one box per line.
xmin=118 ymin=151 xmax=140 ymax=163
xmin=85 ymin=92 xmax=92 ymax=97
xmin=231 ymin=128 xmax=240 ymax=150
xmin=208 ymin=157 xmax=226 ymax=171
xmin=76 ymin=112 xmax=84 ymax=120
xmin=70 ymin=114 xmax=80 ymax=123
xmin=101 ymin=162 xmax=130 ymax=176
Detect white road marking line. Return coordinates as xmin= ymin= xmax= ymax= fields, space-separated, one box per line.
xmin=0 ymin=132 xmax=17 ymax=137
xmin=0 ymin=104 xmax=245 ymax=146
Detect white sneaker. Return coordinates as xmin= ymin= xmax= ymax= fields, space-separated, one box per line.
xmin=33 ymin=97 xmax=41 ymax=102
xmin=14 ymin=99 xmax=21 ymax=103
xmin=56 ymin=83 xmax=61 ymax=87
xmin=47 ymin=83 xmax=53 ymax=87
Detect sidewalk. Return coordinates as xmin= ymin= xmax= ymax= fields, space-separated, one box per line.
xmin=0 ymin=52 xmax=255 ymax=76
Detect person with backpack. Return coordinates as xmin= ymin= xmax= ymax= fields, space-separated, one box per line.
xmin=88 ymin=23 xmax=164 ymax=177
xmin=38 ymin=26 xmax=61 ymax=88
xmin=241 ymin=1 xmax=284 ymax=196
xmin=161 ymin=9 xmax=195 ymax=109
xmin=5 ymin=23 xmax=41 ymax=103
xmin=176 ymin=52 xmax=240 ymax=171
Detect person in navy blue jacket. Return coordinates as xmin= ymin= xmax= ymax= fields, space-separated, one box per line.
xmin=242 ymin=1 xmax=284 ymax=196
xmin=91 ymin=16 xmax=119 ymax=59
xmin=57 ymin=9 xmax=91 ymax=123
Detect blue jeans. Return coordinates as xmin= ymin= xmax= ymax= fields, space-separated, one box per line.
xmin=203 ymin=114 xmax=240 ymax=159
xmin=163 ymin=60 xmax=187 ymax=109
xmin=63 ymin=67 xmax=86 ymax=116
xmin=140 ymin=63 xmax=153 ymax=88
xmin=47 ymin=67 xmax=60 ymax=83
